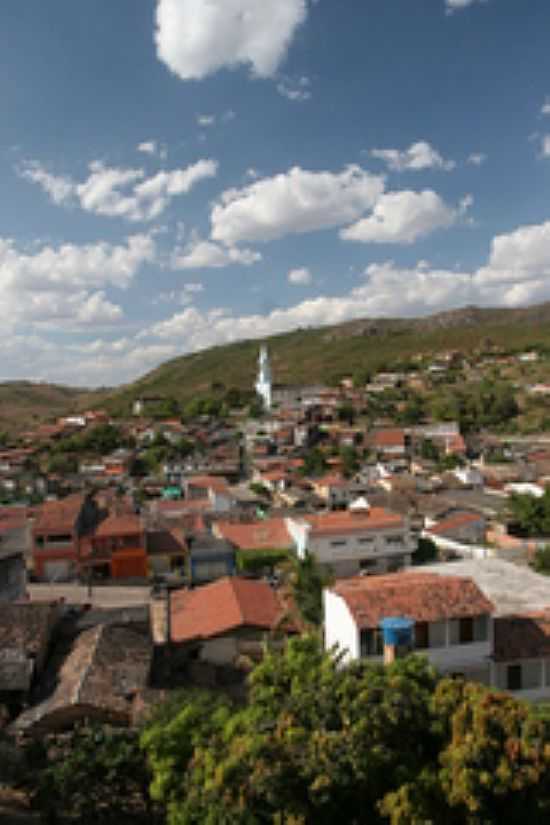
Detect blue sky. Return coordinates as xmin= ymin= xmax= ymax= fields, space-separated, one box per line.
xmin=2 ymin=0 xmax=550 ymax=386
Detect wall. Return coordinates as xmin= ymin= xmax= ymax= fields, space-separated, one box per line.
xmin=0 ymin=554 xmax=26 ymax=602
xmin=492 ymin=658 xmax=550 ymax=702
xmin=323 ymin=590 xmax=359 ymax=662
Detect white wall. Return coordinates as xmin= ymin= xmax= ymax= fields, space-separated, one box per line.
xmin=323 ymin=590 xmax=359 ymax=663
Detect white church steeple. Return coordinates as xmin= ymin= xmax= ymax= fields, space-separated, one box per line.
xmin=255 ymin=345 xmax=272 ymax=411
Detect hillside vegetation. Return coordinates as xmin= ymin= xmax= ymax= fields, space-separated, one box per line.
xmin=101 ymin=303 xmax=550 ymax=414
xmin=4 ymin=303 xmax=550 ymax=428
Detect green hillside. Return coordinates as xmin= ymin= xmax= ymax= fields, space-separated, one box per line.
xmin=100 ymin=303 xmax=550 ymax=415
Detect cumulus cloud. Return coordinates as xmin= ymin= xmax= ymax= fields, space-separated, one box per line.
xmin=20 ymin=158 xmax=218 ymax=222
xmin=155 ymin=282 xmax=205 ymax=306
xmin=170 ymin=235 xmax=261 ymax=269
xmin=340 ymin=189 xmax=460 ymax=244
xmin=197 ymin=114 xmax=216 ymax=127
xmin=541 ymin=135 xmax=550 ymax=158
xmin=210 ymin=165 xmax=385 ymax=244
xmin=0 ymin=234 xmax=153 ymax=332
xmin=288 ymin=267 xmax=312 ymax=285
xmin=137 ymin=141 xmax=157 ymax=155
xmin=370 ymin=141 xmax=455 ymax=172
xmin=542 ymin=99 xmax=550 ymax=116
xmin=155 ymin=0 xmax=308 ymax=81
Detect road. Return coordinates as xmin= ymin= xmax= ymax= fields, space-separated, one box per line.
xmin=28 ymin=583 xmax=150 ymax=608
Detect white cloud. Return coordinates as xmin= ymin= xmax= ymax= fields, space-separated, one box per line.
xmin=19 ymin=162 xmax=74 ymax=205
xmin=467 ymin=153 xmax=487 ymax=166
xmin=542 ymin=99 xmax=550 ymax=116
xmin=541 ymin=135 xmax=550 ymax=158
xmin=197 ymin=114 xmax=216 ymax=127
xmin=155 ymin=282 xmax=205 ymax=306
xmin=20 ymin=158 xmax=218 ymax=222
xmin=170 ymin=235 xmax=261 ymax=269
xmin=277 ymin=76 xmax=311 ymax=102
xmin=155 ymin=0 xmax=308 ymax=81
xmin=0 ymin=234 xmax=153 ymax=333
xmin=137 ymin=141 xmax=157 ymax=155
xmin=340 ymin=189 xmax=459 ymax=244
xmin=288 ymin=267 xmax=312 ymax=285
xmin=370 ymin=141 xmax=455 ymax=172
xmin=445 ymin=0 xmax=487 ymax=12
xmin=210 ymin=165 xmax=385 ymax=244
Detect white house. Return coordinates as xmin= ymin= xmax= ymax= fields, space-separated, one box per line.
xmin=286 ymin=506 xmax=414 ymax=578
xmin=324 ymin=571 xmax=494 ymax=684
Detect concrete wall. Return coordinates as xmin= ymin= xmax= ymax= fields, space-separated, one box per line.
xmin=492 ymin=657 xmax=550 ymax=701
xmin=0 ymin=554 xmax=26 ymax=602
xmin=323 ymin=590 xmax=360 ymax=662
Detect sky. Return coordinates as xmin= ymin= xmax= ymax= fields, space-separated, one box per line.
xmin=2 ymin=0 xmax=550 ymax=387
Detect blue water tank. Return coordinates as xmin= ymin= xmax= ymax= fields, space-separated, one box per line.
xmin=379 ymin=617 xmax=414 ymax=647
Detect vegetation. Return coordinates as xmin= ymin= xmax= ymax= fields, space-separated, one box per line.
xmin=413 ymin=536 xmax=439 ymax=565
xmin=287 ymin=555 xmax=333 ymax=626
xmin=139 ymin=637 xmax=550 ymax=825
xmin=508 ymin=487 xmax=550 ymax=537
xmin=236 ymin=548 xmax=291 ymax=574
xmin=532 ymin=545 xmax=550 ymax=575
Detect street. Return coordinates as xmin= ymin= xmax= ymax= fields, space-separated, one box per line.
xmin=28 ymin=583 xmax=150 ymax=608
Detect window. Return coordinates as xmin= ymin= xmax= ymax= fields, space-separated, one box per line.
xmin=473 ymin=615 xmax=489 ymax=642
xmin=330 ymin=540 xmax=347 ymax=548
xmin=360 ymin=628 xmax=384 ymax=657
xmin=359 ymin=537 xmax=374 ymax=545
xmin=507 ymin=664 xmax=522 ymax=691
xmin=459 ymin=617 xmax=474 ymax=644
xmin=386 ymin=535 xmax=404 ymax=546
xmin=359 ymin=559 xmax=377 ymax=575
xmin=415 ymin=622 xmax=429 ymax=649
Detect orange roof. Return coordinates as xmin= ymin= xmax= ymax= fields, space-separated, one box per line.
xmin=371 ymin=429 xmax=405 ymax=448
xmin=314 ymin=473 xmax=347 ymax=488
xmin=170 ymin=577 xmax=288 ymax=642
xmin=301 ymin=507 xmax=404 ymax=537
xmin=215 ymin=518 xmax=293 ymax=551
xmin=427 ymin=511 xmax=483 ymax=537
xmin=186 ymin=475 xmax=229 ymax=493
xmin=493 ymin=612 xmax=550 ymax=662
xmin=33 ymin=494 xmax=86 ymax=533
xmin=95 ymin=514 xmax=143 ymax=538
xmin=332 ymin=572 xmax=493 ymax=628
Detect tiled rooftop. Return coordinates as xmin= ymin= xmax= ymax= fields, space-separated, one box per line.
xmin=214 ymin=518 xmax=293 ymax=550
xmin=170 ymin=576 xmax=289 ymax=643
xmin=331 ymin=571 xmax=493 ymax=628
xmin=300 ymin=507 xmax=404 ymax=537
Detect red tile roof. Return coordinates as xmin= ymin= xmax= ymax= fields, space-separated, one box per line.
xmin=301 ymin=508 xmax=404 ymax=537
xmin=33 ymin=495 xmax=86 ymax=533
xmin=214 ymin=518 xmax=293 ymax=551
xmin=371 ymin=429 xmax=405 ymax=448
xmin=331 ymin=572 xmax=493 ymax=628
xmin=95 ymin=514 xmax=143 ymax=538
xmin=493 ymin=612 xmax=550 ymax=662
xmin=186 ymin=475 xmax=229 ymax=494
xmin=170 ymin=577 xmax=288 ymax=642
xmin=427 ymin=511 xmax=484 ymax=537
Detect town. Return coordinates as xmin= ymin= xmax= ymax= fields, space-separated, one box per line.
xmin=3 ymin=340 xmax=550 ymax=721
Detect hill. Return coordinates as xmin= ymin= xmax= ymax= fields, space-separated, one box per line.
xmin=100 ymin=302 xmax=550 ymax=414
xmin=4 ymin=302 xmax=550 ymax=429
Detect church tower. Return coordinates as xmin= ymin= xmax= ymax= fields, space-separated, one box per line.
xmin=255 ymin=345 xmax=272 ymax=411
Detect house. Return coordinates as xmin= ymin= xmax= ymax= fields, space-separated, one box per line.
xmin=324 ymin=571 xmax=493 ymax=683
xmin=491 ymin=613 xmax=550 ymax=700
xmin=310 ymin=473 xmax=351 ymax=508
xmin=370 ymin=429 xmax=406 ymax=459
xmin=89 ymin=514 xmax=148 ymax=579
xmin=425 ymin=510 xmax=487 ymax=544
xmin=183 ymin=475 xmax=234 ymax=512
xmin=14 ymin=622 xmax=152 ymax=734
xmin=0 ymin=603 xmax=59 ymax=710
xmin=286 ymin=507 xmax=414 ymax=578
xmin=186 ymin=534 xmax=236 ymax=585
xmin=169 ymin=576 xmax=292 ymax=665
xmin=32 ymin=494 xmax=100 ymax=581
xmin=213 ymin=517 xmax=294 ymax=553
xmin=146 ymin=528 xmax=187 ymax=577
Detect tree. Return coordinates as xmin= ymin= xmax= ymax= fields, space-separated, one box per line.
xmin=508 ymin=488 xmax=550 ymax=538
xmin=532 ymin=544 xmax=550 ymax=575
xmin=300 ymin=448 xmax=328 ymax=478
xmin=287 ymin=554 xmax=333 ymax=626
xmin=30 ymin=724 xmax=161 ymax=824
xmin=413 ymin=537 xmax=439 ymax=565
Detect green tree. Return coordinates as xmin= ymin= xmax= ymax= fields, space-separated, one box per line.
xmin=287 ymin=554 xmax=333 ymax=626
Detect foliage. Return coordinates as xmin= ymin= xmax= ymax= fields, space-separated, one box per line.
xmin=336 ymin=403 xmax=355 ymax=425
xmin=430 ymin=380 xmax=519 ymax=434
xmin=28 ymin=724 xmax=162 ymax=824
xmin=413 ymin=536 xmax=439 ymax=565
xmin=339 ymin=445 xmax=360 ymax=478
xmin=287 ymin=554 xmax=333 ymax=626
xmin=508 ymin=487 xmax=550 ymax=537
xmin=299 ymin=447 xmax=328 ymax=478
xmin=249 ymin=481 xmax=272 ymax=499
xmin=419 ymin=437 xmax=441 ymax=462
xmin=532 ymin=544 xmax=550 ymax=575
xmin=236 ymin=548 xmax=291 ymax=574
